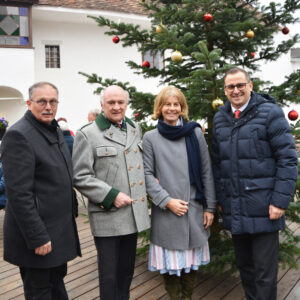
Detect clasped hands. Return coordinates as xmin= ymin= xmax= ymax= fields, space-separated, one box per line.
xmin=166 ymin=198 xmax=214 ymax=229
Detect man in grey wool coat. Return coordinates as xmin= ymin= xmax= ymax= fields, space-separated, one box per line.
xmin=72 ymin=85 xmax=150 ymax=300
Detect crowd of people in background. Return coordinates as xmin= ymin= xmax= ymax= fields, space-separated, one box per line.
xmin=0 ymin=67 xmax=298 ymax=300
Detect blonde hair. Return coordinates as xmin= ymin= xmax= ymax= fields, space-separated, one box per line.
xmin=152 ymin=86 xmax=189 ymax=121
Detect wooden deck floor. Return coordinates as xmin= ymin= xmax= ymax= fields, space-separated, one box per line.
xmin=0 ymin=208 xmax=299 ymax=300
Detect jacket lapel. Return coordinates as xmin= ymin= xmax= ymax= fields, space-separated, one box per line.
xmin=103 ymin=125 xmax=126 ymax=146
xmin=125 ymin=122 xmax=137 ymax=150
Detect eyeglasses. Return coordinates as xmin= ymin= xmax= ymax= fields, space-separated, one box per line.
xmin=224 ymin=82 xmax=249 ymax=92
xmin=31 ymin=99 xmax=59 ymax=107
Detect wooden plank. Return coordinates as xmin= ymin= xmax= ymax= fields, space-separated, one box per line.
xmin=285 ymin=279 xmax=300 ymax=300
xmin=277 ymin=258 xmax=300 ymax=300
xmin=202 ymin=273 xmax=241 ymax=300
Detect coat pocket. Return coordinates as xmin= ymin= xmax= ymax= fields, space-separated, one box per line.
xmin=243 ymin=178 xmax=274 ymax=217
xmin=96 ymin=146 xmax=117 ymax=157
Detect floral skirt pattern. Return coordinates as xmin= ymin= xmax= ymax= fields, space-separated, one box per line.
xmin=148 ymin=242 xmax=210 ymax=276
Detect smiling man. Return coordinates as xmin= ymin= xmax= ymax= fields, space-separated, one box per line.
xmin=1 ymin=82 xmax=81 ymax=299
xmin=72 ymin=85 xmax=150 ymax=300
xmin=212 ymin=68 xmax=298 ymax=300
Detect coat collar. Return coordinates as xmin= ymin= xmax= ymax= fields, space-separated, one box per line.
xmin=95 ymin=112 xmax=135 ymax=131
xmin=25 ymin=111 xmax=63 ymax=145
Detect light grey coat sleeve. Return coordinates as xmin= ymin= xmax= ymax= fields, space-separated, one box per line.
xmin=73 ymin=130 xmax=112 ymax=204
xmin=195 ymin=127 xmax=217 ymax=212
xmin=143 ymin=131 xmax=171 ymax=209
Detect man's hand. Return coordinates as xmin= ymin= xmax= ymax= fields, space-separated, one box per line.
xmin=35 ymin=241 xmax=52 ymax=256
xmin=113 ymin=192 xmax=132 ymax=208
xmin=203 ymin=212 xmax=214 ymax=229
xmin=269 ymin=205 xmax=285 ymax=220
xmin=166 ymin=199 xmax=188 ymax=216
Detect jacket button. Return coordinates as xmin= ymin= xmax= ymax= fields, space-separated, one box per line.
xmin=139 ymin=180 xmax=143 ymax=185
xmin=125 ymin=150 xmax=129 ymax=155
xmin=132 ymin=199 xmax=136 ymax=204
xmin=141 ymin=197 xmax=145 ymax=201
xmin=137 ymin=164 xmax=141 ymax=169
xmin=130 ymin=182 xmax=135 ymax=187
xmin=134 ymin=148 xmax=138 ymax=153
xmin=128 ymin=166 xmax=132 ymax=171
xmin=105 ymin=151 xmax=109 ymax=156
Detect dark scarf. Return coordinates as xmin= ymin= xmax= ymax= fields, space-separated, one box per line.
xmin=157 ymin=118 xmax=207 ymax=207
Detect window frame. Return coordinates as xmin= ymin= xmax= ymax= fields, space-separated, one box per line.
xmin=45 ymin=44 xmax=61 ymax=69
xmin=0 ymin=3 xmax=33 ymax=48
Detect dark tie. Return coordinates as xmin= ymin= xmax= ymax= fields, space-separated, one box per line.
xmin=234 ymin=110 xmax=241 ymax=119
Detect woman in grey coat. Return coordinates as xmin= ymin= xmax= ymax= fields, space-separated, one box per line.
xmin=143 ymin=86 xmax=216 ymax=300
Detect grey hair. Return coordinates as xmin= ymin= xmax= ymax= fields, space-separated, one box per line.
xmin=99 ymin=85 xmax=130 ymax=105
xmin=89 ymin=108 xmax=100 ymax=117
xmin=29 ymin=82 xmax=59 ymax=100
xmin=224 ymin=67 xmax=251 ymax=83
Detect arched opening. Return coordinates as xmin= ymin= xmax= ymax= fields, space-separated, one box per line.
xmin=0 ymin=86 xmax=26 ymax=127
xmin=0 ymin=86 xmax=23 ymax=101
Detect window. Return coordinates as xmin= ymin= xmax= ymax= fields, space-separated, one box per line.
xmin=143 ymin=50 xmax=164 ymax=69
xmin=291 ymin=48 xmax=300 ymax=62
xmin=45 ymin=45 xmax=61 ymax=68
xmin=0 ymin=5 xmax=31 ymax=47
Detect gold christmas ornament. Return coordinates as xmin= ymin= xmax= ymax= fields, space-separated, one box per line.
xmin=155 ymin=24 xmax=164 ymax=34
xmin=246 ymin=30 xmax=255 ymax=38
xmin=171 ymin=50 xmax=182 ymax=62
xmin=212 ymin=98 xmax=224 ymax=110
xmin=296 ymin=89 xmax=300 ymax=95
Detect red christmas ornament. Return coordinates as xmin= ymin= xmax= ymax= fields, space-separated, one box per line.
xmin=204 ymin=13 xmax=213 ymax=22
xmin=282 ymin=26 xmax=290 ymax=35
xmin=142 ymin=60 xmax=150 ymax=68
xmin=134 ymin=113 xmax=140 ymax=118
xmin=288 ymin=110 xmax=298 ymax=121
xmin=112 ymin=36 xmax=120 ymax=43
xmin=250 ymin=52 xmax=255 ymax=58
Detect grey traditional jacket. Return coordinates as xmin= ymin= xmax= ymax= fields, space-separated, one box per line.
xmin=73 ymin=114 xmax=150 ymax=237
xmin=143 ymin=126 xmax=216 ymax=250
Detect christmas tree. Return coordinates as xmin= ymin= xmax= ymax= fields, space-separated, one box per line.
xmin=80 ymin=0 xmax=300 ymax=272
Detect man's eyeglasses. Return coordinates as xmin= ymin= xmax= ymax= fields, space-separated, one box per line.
xmin=31 ymin=99 xmax=59 ymax=107
xmin=224 ymin=82 xmax=249 ymax=92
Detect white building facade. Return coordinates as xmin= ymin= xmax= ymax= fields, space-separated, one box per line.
xmin=0 ymin=0 xmax=299 ymax=131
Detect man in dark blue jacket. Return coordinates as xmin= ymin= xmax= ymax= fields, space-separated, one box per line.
xmin=212 ymin=67 xmax=298 ymax=300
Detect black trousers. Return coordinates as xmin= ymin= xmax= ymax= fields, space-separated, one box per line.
xmin=232 ymin=231 xmax=279 ymax=300
xmin=19 ymin=263 xmax=68 ymax=300
xmin=94 ymin=232 xmax=138 ymax=300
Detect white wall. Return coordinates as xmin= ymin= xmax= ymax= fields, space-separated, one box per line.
xmin=0 ymin=48 xmax=34 ymax=125
xmin=32 ymin=8 xmax=161 ymax=131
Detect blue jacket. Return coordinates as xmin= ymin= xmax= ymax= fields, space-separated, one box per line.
xmin=0 ymin=161 xmax=7 ymax=207
xmin=212 ymin=92 xmax=298 ymax=234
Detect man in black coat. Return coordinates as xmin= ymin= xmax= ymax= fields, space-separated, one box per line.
xmin=212 ymin=67 xmax=298 ymax=300
xmin=1 ymin=82 xmax=81 ymax=300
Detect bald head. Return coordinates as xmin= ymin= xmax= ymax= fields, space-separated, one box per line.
xmin=100 ymin=85 xmax=129 ymax=124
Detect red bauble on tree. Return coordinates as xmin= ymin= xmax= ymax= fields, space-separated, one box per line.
xmin=112 ymin=36 xmax=120 ymax=43
xmin=282 ymin=26 xmax=290 ymax=35
xmin=204 ymin=13 xmax=213 ymax=22
xmin=288 ymin=110 xmax=298 ymax=121
xmin=142 ymin=60 xmax=150 ymax=68
xmin=250 ymin=52 xmax=255 ymax=58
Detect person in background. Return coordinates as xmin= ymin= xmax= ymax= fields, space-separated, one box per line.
xmin=57 ymin=117 xmax=75 ymax=136
xmin=143 ymin=86 xmax=216 ymax=300
xmin=73 ymin=85 xmax=150 ymax=300
xmin=58 ymin=119 xmax=74 ymax=155
xmin=0 ymin=118 xmax=8 ymax=210
xmin=87 ymin=108 xmax=100 ymax=122
xmin=212 ymin=67 xmax=298 ymax=300
xmin=1 ymin=82 xmax=81 ymax=300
